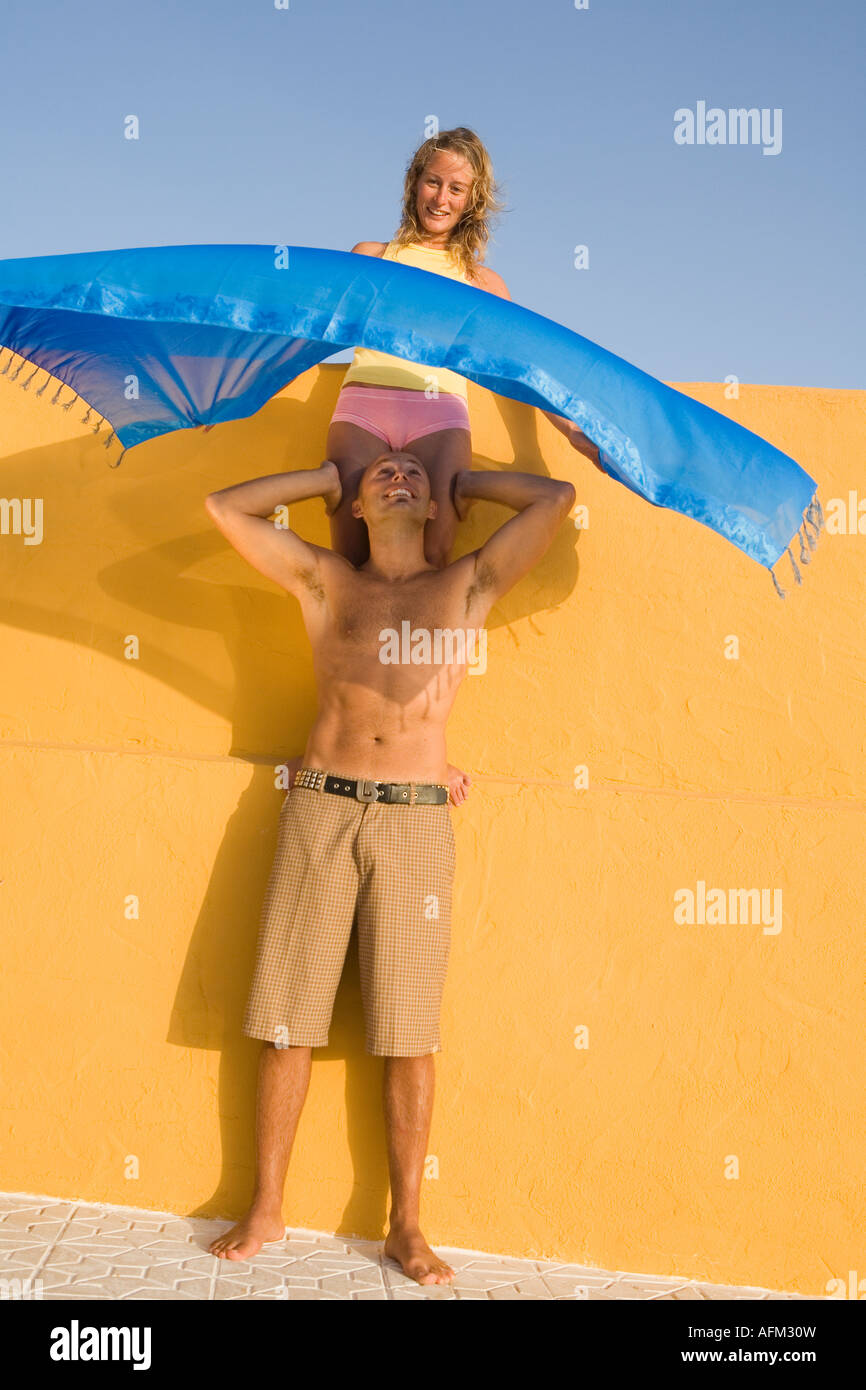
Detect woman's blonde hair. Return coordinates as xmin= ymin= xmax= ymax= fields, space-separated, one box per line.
xmin=391 ymin=127 xmax=505 ymax=281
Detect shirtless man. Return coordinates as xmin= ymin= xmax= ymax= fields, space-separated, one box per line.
xmin=204 ymin=449 xmax=575 ymax=1285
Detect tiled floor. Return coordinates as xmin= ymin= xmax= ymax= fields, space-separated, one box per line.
xmin=0 ymin=1193 xmax=809 ymax=1300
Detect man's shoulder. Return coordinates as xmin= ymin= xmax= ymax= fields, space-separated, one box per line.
xmin=305 ymin=542 xmax=357 ymax=577
xmin=439 ymin=551 xmax=477 ymax=581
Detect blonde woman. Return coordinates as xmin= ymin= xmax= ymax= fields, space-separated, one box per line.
xmin=327 ymin=125 xmax=601 ymax=572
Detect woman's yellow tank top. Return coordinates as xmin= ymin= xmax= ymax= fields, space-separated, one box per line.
xmin=342 ymin=240 xmax=473 ymax=399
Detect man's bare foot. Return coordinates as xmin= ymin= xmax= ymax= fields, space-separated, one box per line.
xmin=384 ymin=1224 xmax=456 ymax=1285
xmin=209 ymin=1206 xmax=285 ymax=1261
xmin=446 ymin=762 xmax=471 ymax=806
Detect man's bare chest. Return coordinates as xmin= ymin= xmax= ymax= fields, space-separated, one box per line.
xmin=324 ymin=573 xmax=475 ymax=653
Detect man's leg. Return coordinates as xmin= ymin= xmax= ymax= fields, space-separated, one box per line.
xmin=358 ymin=801 xmax=457 ymax=1285
xmin=210 ymin=1042 xmax=312 ymax=1260
xmin=382 ymin=1055 xmax=456 ymax=1285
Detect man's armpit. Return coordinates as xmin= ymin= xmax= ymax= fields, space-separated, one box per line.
xmin=464 ymin=558 xmax=497 ymax=616
xmin=293 ymin=562 xmax=327 ymax=604
xmin=291 ymin=541 xmax=354 ymax=604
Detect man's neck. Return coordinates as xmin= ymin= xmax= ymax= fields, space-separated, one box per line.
xmin=361 ymin=525 xmax=438 ymax=583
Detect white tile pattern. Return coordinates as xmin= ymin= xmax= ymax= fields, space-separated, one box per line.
xmin=0 ymin=1193 xmax=809 ymax=1300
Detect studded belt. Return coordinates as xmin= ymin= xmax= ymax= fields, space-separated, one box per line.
xmin=293 ymin=765 xmax=449 ymax=805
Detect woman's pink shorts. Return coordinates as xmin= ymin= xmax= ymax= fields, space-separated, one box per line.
xmin=330 ymin=385 xmax=470 ymax=452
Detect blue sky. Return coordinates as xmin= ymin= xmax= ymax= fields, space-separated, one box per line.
xmin=2 ymin=0 xmax=862 ymax=387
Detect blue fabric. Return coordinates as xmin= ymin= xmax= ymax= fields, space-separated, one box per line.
xmin=0 ymin=243 xmax=819 ymax=576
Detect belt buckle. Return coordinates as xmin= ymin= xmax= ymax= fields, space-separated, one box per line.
xmin=356 ymin=778 xmax=380 ymax=802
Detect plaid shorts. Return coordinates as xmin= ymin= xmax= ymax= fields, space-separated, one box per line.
xmin=242 ymin=772 xmax=456 ymax=1056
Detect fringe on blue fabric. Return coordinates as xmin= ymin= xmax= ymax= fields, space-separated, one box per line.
xmin=0 ymin=244 xmax=822 ymax=596
xmin=767 ymin=494 xmax=824 ymax=598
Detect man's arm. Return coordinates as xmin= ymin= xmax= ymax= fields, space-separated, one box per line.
xmin=453 ymin=469 xmax=575 ymax=611
xmin=204 ymin=462 xmax=343 ymax=598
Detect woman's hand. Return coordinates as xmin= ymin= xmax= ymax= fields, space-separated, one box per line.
xmin=320 ymin=459 xmax=343 ymax=516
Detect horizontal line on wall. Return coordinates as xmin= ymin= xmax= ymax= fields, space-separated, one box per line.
xmin=0 ymin=739 xmax=862 ymax=810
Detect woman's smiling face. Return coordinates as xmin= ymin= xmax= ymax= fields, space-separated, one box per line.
xmin=415 ymin=150 xmax=474 ymax=242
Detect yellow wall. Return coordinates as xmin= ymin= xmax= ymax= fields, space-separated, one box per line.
xmin=1 ymin=359 xmax=862 ymax=1294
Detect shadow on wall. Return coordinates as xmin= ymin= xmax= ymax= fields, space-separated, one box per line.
xmin=1 ymin=363 xmax=582 ymax=1233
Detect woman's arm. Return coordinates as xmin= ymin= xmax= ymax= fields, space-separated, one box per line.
xmin=542 ymin=412 xmax=605 ymax=471
xmin=474 ymin=265 xmax=604 ymax=471
xmin=349 ymin=241 xmax=387 ymax=257
xmin=474 ymin=265 xmax=511 ymax=300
